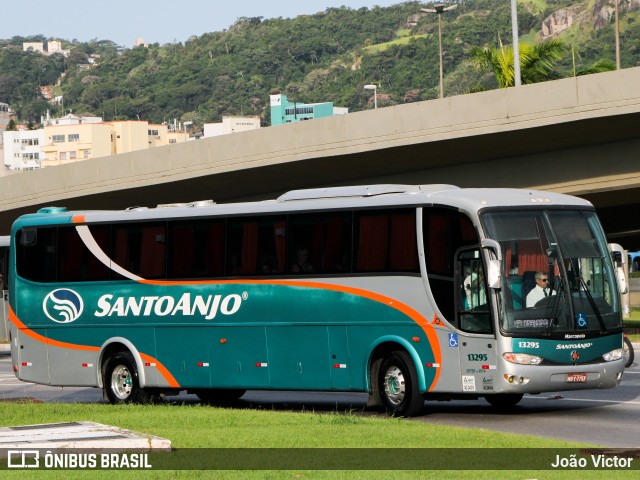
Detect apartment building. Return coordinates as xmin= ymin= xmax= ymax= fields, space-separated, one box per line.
xmin=147 ymin=124 xmax=169 ymax=148
xmin=3 ymin=129 xmax=45 ymax=170
xmin=42 ymin=112 xmax=103 ymax=127
xmin=41 ymin=123 xmax=112 ymax=167
xmin=111 ymin=121 xmax=150 ymax=154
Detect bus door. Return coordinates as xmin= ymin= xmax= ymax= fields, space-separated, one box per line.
xmin=455 ymin=248 xmax=498 ymax=395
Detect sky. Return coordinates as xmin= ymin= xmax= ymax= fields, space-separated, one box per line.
xmin=4 ymin=1 xmax=407 ymax=47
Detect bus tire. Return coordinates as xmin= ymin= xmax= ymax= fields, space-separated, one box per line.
xmin=623 ymin=336 xmax=634 ymax=368
xmin=104 ymin=352 xmax=153 ymax=404
xmin=485 ymin=393 xmax=523 ymax=408
xmin=378 ymin=350 xmax=424 ymax=417
xmin=195 ymin=389 xmax=246 ymax=405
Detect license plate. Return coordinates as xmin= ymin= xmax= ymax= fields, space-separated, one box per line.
xmin=567 ymin=373 xmax=587 ymax=383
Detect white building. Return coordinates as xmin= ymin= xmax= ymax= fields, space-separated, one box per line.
xmin=47 ymin=40 xmax=62 ymax=53
xmin=203 ymin=116 xmax=261 ymax=138
xmin=41 ymin=112 xmax=103 ymax=126
xmin=3 ymin=129 xmax=45 ymax=171
xmin=23 ymin=42 xmax=44 ymax=53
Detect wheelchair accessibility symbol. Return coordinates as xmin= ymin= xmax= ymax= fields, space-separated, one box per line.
xmin=576 ymin=313 xmax=587 ymax=328
xmin=449 ymin=333 xmax=459 ymax=348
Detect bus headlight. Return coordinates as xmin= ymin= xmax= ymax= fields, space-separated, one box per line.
xmin=602 ymin=349 xmax=623 ymax=362
xmin=502 ymin=353 xmax=543 ymax=365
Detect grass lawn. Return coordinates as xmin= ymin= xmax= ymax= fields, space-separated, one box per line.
xmin=625 ymin=309 xmax=640 ymax=340
xmin=0 ymin=402 xmax=635 ymax=479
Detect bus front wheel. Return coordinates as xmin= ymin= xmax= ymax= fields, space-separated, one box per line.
xmin=378 ymin=351 xmax=424 ymax=417
xmin=104 ymin=352 xmax=153 ymax=404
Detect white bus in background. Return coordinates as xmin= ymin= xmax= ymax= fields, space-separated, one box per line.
xmin=0 ymin=236 xmax=9 ymax=341
xmin=609 ymin=243 xmax=629 ymax=318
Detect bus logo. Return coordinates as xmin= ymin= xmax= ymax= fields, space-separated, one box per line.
xmin=43 ymin=289 xmax=84 ymax=323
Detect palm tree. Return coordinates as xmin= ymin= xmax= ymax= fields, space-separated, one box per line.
xmin=575 ymin=58 xmax=616 ymax=76
xmin=570 ymin=45 xmax=616 ymax=77
xmin=471 ymin=38 xmax=566 ymax=88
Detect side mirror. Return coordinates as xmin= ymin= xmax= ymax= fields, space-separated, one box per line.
xmin=616 ymin=266 xmax=628 ymax=294
xmin=487 ymin=259 xmax=501 ymax=289
xmin=481 ymin=239 xmax=502 ymax=289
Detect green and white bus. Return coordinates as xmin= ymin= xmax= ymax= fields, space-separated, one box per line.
xmin=7 ymin=185 xmax=626 ymax=416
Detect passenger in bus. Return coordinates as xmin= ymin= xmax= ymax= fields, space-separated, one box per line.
xmin=526 ymin=271 xmax=555 ymax=307
xmin=292 ymin=247 xmax=313 ymax=273
xmin=464 ymin=268 xmax=486 ymax=309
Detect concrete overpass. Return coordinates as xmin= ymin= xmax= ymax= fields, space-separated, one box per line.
xmin=2 ymin=67 xmax=640 ymax=245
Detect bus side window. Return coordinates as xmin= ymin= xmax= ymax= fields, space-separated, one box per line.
xmin=354 ymin=209 xmax=418 ymax=273
xmin=288 ymin=212 xmax=352 ymax=274
xmin=226 ymin=216 xmax=286 ymax=276
xmin=423 ymin=208 xmax=479 ymax=323
xmin=58 ymin=226 xmax=111 ymax=282
xmin=168 ymin=220 xmax=225 ymax=279
xmin=16 ymin=228 xmax=57 ymax=283
xmin=113 ymin=223 xmax=166 ymax=279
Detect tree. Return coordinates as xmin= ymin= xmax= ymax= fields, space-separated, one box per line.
xmin=6 ymin=119 xmax=17 ymax=131
xmin=471 ymin=38 xmax=566 ymax=88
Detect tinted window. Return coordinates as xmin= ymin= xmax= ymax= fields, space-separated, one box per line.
xmin=58 ymin=226 xmax=111 ymax=282
xmin=423 ymin=208 xmax=478 ymax=277
xmin=113 ymin=223 xmax=166 ymax=279
xmin=168 ymin=220 xmax=225 ymax=279
xmin=17 ymin=228 xmax=57 ymax=282
xmin=288 ymin=212 xmax=352 ymax=274
xmin=355 ymin=209 xmax=418 ymax=273
xmin=227 ymin=216 xmax=286 ymax=276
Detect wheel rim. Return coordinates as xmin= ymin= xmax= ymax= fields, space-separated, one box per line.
xmin=383 ymin=365 xmax=406 ymax=406
xmin=111 ymin=365 xmax=133 ymax=400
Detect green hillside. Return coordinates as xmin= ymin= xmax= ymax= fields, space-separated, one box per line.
xmin=1 ymin=0 xmax=638 ymax=127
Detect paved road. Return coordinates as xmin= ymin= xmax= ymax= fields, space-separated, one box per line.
xmin=1 ymin=350 xmax=639 ymax=447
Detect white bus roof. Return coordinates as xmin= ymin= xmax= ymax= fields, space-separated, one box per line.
xmin=21 ymin=185 xmax=593 ymax=225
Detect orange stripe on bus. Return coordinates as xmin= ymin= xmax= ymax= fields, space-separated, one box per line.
xmin=72 ymin=215 xmax=86 ymax=223
xmin=141 ymin=278 xmax=442 ymax=391
xmin=9 ymin=307 xmax=99 ymax=352
xmin=140 ymin=353 xmax=180 ymax=388
xmin=8 ymin=306 xmax=180 ymax=389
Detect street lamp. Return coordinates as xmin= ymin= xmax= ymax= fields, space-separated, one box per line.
xmin=364 ymin=84 xmax=378 ymax=109
xmin=421 ymin=3 xmax=457 ymax=98
xmin=183 ymin=121 xmax=193 ymax=142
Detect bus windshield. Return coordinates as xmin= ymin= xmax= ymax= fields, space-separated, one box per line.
xmin=482 ymin=209 xmax=622 ymax=337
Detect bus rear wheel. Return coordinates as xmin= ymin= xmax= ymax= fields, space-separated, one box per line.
xmin=104 ymin=352 xmax=154 ymax=404
xmin=485 ymin=393 xmax=523 ymax=408
xmin=378 ymin=351 xmax=424 ymax=417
